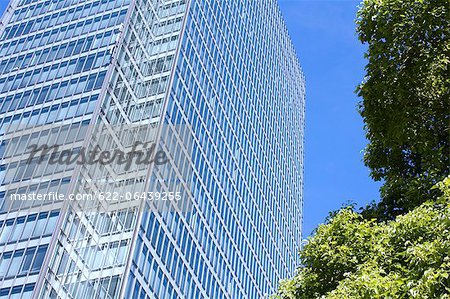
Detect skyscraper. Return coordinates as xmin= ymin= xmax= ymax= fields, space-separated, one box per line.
xmin=0 ymin=0 xmax=305 ymax=298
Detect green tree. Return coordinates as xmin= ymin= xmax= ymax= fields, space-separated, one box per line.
xmin=356 ymin=0 xmax=450 ymax=219
xmin=273 ymin=177 xmax=450 ymax=299
xmin=273 ymin=1 xmax=450 ymax=296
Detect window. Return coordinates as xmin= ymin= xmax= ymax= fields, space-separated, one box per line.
xmin=0 ymin=61 xmax=7 ymax=73
xmin=0 ymin=96 xmax=12 ymax=113
xmin=65 ymin=60 xmax=77 ymax=77
xmin=6 ymin=250 xmax=24 ymax=277
xmin=36 ymin=86 xmax=49 ymax=105
xmin=0 ymin=287 xmax=9 ymax=298
xmin=21 ymin=54 xmax=32 ymax=68
xmin=18 ymin=92 xmax=31 ymax=109
xmin=57 ymin=61 xmax=68 ymax=78
xmin=94 ymin=72 xmax=106 ymax=89
xmin=84 ymin=55 xmax=95 ymax=71
xmin=9 ymin=286 xmax=22 ymax=299
xmin=0 ymin=252 xmax=12 ymax=277
xmin=21 ymin=284 xmax=34 ymax=299
xmin=73 ymin=39 xmax=84 ymax=55
xmin=39 ymin=49 xmax=49 ymax=64
xmin=22 ymin=216 xmax=36 ymax=242
xmin=33 ymin=213 xmax=48 ymax=237
xmin=31 ymin=245 xmax=47 ymax=272
xmin=19 ymin=248 xmax=36 ymax=275
xmin=10 ymin=217 xmax=25 ymax=242
xmin=43 ymin=211 xmax=59 ymax=235
xmin=65 ymin=41 xmax=76 ymax=56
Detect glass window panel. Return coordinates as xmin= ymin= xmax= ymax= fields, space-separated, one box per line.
xmin=0 ymin=220 xmax=13 ymax=244
xmin=31 ymin=246 xmax=47 ymax=272
xmin=20 ymin=247 xmax=36 ymax=274
xmin=9 ymin=286 xmax=22 ymax=299
xmin=6 ymin=250 xmax=24 ymax=277
xmin=21 ymin=215 xmax=37 ymax=240
xmin=0 ymin=288 xmax=9 ymax=298
xmin=0 ymin=252 xmax=12 ymax=277
xmin=43 ymin=212 xmax=58 ymax=236
xmin=32 ymin=213 xmax=48 ymax=237
xmin=9 ymin=217 xmax=25 ymax=242
xmin=21 ymin=285 xmax=34 ymax=299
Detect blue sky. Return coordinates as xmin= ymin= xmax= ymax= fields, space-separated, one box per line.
xmin=0 ymin=2 xmax=6 ymax=17
xmin=0 ymin=1 xmax=381 ymax=237
xmin=278 ymin=0 xmax=381 ymax=236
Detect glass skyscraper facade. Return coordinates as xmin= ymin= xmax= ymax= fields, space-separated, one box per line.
xmin=0 ymin=0 xmax=305 ymax=298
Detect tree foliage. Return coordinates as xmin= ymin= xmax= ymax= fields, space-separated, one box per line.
xmin=356 ymin=0 xmax=450 ymax=219
xmin=274 ymin=0 xmax=450 ymax=296
xmin=273 ymin=177 xmax=450 ymax=299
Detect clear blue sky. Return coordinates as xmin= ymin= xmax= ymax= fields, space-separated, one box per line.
xmin=278 ymin=0 xmax=381 ymax=236
xmin=0 ymin=2 xmax=6 ymax=18
xmin=0 ymin=1 xmax=380 ymax=237
xmin=0 ymin=1 xmax=6 ymax=16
